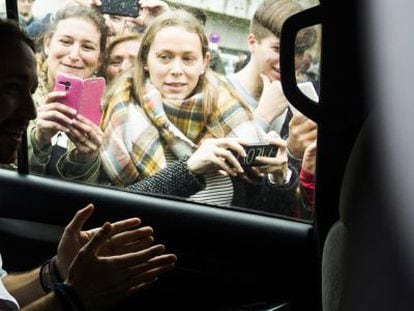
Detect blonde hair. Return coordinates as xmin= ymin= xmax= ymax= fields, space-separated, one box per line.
xmin=133 ymin=9 xmax=252 ymax=137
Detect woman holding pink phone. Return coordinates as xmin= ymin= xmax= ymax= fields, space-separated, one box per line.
xmin=28 ymin=6 xmax=107 ymax=181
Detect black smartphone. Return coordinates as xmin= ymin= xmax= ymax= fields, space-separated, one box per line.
xmin=234 ymin=143 xmax=279 ymax=167
xmin=99 ymin=0 xmax=139 ymax=18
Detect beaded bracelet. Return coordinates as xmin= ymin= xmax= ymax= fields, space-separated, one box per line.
xmin=39 ymin=256 xmax=63 ymax=293
xmin=53 ymin=283 xmax=85 ymax=311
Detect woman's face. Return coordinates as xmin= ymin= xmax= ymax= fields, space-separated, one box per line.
xmin=106 ymin=39 xmax=140 ymax=82
xmin=146 ymin=26 xmax=209 ymax=100
xmin=44 ymin=17 xmax=101 ymax=84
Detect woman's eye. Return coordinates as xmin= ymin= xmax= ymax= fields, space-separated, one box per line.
xmin=83 ymin=45 xmax=96 ymax=51
xmin=110 ymin=60 xmax=121 ymax=66
xmin=183 ymin=57 xmax=195 ymax=63
xmin=59 ymin=39 xmax=71 ymax=46
xmin=158 ymin=54 xmax=172 ymax=61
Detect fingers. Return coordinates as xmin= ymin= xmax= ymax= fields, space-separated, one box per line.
xmin=188 ymin=138 xmax=246 ymax=175
xmin=64 ymin=204 xmax=95 ymax=235
xmin=126 ymin=254 xmax=177 ymax=295
xmin=66 ymin=114 xmax=103 ymax=152
xmin=260 ymin=73 xmax=271 ymax=86
xmin=37 ymin=103 xmax=77 ymax=128
xmin=130 ymin=254 xmax=177 ymax=279
xmin=254 ymin=134 xmax=288 ymax=168
xmin=81 ymin=222 xmax=114 ymax=256
xmin=104 ymin=226 xmax=155 ymax=253
xmin=214 ymin=148 xmax=243 ymax=175
xmin=115 ymin=244 xmax=166 ymax=269
xmin=109 ymin=218 xmax=142 ymax=235
xmin=114 ymin=236 xmax=155 ymax=255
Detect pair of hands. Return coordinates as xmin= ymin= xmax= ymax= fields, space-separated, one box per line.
xmin=55 ymin=204 xmax=176 ymax=309
xmin=34 ymin=91 xmax=103 ymax=163
xmin=187 ymin=132 xmax=289 ymax=186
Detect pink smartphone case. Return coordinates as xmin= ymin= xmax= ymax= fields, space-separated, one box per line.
xmin=54 ymin=73 xmax=105 ymax=125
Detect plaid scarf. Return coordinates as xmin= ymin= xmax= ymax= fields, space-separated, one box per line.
xmin=101 ymin=76 xmax=262 ymax=187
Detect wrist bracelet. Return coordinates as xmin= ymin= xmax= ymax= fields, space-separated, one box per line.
xmin=40 ymin=256 xmax=63 ymax=293
xmin=53 ymin=283 xmax=85 ymax=311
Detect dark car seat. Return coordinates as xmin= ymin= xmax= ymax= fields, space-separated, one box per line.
xmin=322 ymin=114 xmax=414 ymax=311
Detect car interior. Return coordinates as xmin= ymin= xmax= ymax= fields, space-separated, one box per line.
xmin=1 ymin=0 xmax=413 ymax=310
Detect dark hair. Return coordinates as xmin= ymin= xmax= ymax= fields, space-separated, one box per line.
xmin=0 ymin=19 xmax=35 ymax=52
xmin=251 ymin=0 xmax=316 ymax=54
xmin=183 ymin=6 xmax=207 ymax=26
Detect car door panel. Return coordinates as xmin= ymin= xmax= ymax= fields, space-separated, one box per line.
xmin=0 ymin=169 xmax=317 ymax=310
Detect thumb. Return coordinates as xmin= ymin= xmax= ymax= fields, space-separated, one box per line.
xmin=81 ymin=222 xmax=113 ymax=256
xmin=65 ymin=204 xmax=95 ymax=234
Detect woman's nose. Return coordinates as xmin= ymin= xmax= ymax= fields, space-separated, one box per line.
xmin=68 ymin=44 xmax=81 ymax=61
xmin=170 ymin=59 xmax=184 ymax=75
xmin=120 ymin=59 xmax=133 ymax=72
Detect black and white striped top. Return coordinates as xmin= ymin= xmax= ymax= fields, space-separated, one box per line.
xmin=164 ymin=149 xmax=234 ymax=207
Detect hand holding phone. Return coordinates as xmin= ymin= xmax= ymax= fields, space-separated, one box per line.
xmin=233 ymin=143 xmax=279 ymax=167
xmin=54 ymin=73 xmax=105 ymax=126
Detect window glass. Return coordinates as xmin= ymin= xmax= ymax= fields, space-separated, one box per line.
xmin=12 ymin=0 xmax=320 ymax=222
xmin=0 ymin=1 xmax=6 ymax=19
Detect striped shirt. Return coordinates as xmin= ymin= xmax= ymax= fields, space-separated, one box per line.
xmin=164 ymin=149 xmax=234 ymax=207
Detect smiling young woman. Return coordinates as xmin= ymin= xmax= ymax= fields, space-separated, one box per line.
xmin=27 ymin=6 xmax=107 ymax=181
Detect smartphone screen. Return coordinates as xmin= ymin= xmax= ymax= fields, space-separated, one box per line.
xmin=99 ymin=0 xmax=139 ymax=17
xmin=234 ymin=144 xmax=279 ymax=167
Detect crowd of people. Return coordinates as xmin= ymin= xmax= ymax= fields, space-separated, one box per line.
xmin=14 ymin=0 xmax=319 ymax=217
xmin=0 ymin=0 xmax=320 ymax=307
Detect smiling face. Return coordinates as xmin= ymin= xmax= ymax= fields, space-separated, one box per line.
xmin=44 ymin=17 xmax=101 ymax=88
xmin=146 ymin=26 xmax=209 ymax=100
xmin=0 ymin=40 xmax=37 ymax=164
xmin=250 ymin=33 xmax=281 ymax=82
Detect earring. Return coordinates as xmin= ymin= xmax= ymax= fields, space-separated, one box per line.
xmin=144 ymin=66 xmax=149 ymax=71
xmin=200 ymin=70 xmax=205 ymax=75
